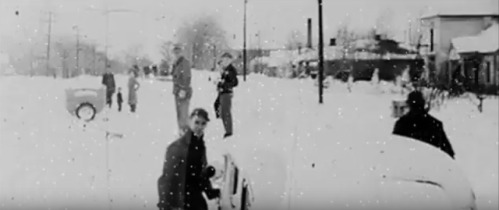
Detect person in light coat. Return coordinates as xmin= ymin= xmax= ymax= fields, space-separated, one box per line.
xmin=127 ymin=68 xmax=140 ymax=113
xmin=172 ymin=44 xmax=193 ymax=135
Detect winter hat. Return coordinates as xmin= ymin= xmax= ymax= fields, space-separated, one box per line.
xmin=406 ymin=90 xmax=426 ymax=110
xmin=191 ymin=108 xmax=210 ymax=122
xmin=221 ymin=52 xmax=233 ymax=59
xmin=173 ymin=43 xmax=184 ymax=51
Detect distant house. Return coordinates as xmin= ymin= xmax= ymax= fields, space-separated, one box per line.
xmin=450 ymin=22 xmax=499 ymax=93
xmin=227 ymin=48 xmax=276 ymax=74
xmin=419 ymin=10 xmax=499 ymax=86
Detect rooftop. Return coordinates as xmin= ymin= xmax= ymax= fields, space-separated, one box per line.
xmin=451 ymin=22 xmax=499 ymax=54
xmin=420 ymin=4 xmax=499 ymax=19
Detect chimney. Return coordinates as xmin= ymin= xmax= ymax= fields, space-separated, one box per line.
xmin=329 ymin=38 xmax=336 ymax=46
xmin=307 ymin=18 xmax=312 ymax=49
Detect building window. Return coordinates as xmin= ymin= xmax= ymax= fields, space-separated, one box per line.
xmin=486 ymin=61 xmax=491 ymax=83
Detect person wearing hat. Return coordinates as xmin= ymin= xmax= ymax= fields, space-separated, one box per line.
xmin=215 ymin=52 xmax=239 ymax=138
xmin=127 ymin=67 xmax=141 ymax=113
xmin=393 ymin=90 xmax=455 ymax=159
xmin=171 ymin=43 xmax=193 ymax=135
xmin=101 ymin=68 xmax=116 ymax=108
xmin=157 ymin=108 xmax=221 ymax=210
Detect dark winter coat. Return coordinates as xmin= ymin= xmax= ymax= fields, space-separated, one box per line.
xmin=157 ymin=130 xmax=218 ymax=210
xmin=217 ymin=64 xmax=238 ymax=94
xmin=117 ymin=92 xmax=123 ymax=104
xmin=127 ymin=76 xmax=140 ymax=105
xmin=102 ymin=73 xmax=116 ymax=93
xmin=172 ymin=56 xmax=192 ymax=100
xmin=393 ymin=110 xmax=455 ymax=159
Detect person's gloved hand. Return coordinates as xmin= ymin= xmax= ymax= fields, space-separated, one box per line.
xmin=178 ymin=90 xmax=186 ymax=99
xmin=205 ymin=188 xmax=221 ymax=200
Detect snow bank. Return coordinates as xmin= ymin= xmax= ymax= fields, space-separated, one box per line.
xmin=0 ymin=71 xmax=496 ymax=210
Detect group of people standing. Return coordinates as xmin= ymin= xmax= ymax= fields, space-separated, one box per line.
xmin=171 ymin=44 xmax=238 ymax=138
xmin=101 ymin=43 xmax=458 ymax=210
xmin=157 ymin=43 xmax=239 ymax=210
xmin=101 ymin=66 xmax=141 ymax=113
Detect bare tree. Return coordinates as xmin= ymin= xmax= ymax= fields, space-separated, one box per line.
xmin=160 ymin=41 xmax=175 ymax=63
xmin=158 ymin=41 xmax=175 ymax=74
xmin=408 ymin=7 xmax=431 ymax=50
xmin=51 ymin=36 xmax=127 ymax=77
xmin=55 ymin=42 xmax=72 ymax=78
xmin=123 ymin=44 xmax=143 ymax=67
xmin=375 ymin=8 xmax=395 ymax=39
xmin=175 ymin=13 xmax=229 ymax=70
xmin=285 ymin=30 xmax=305 ymax=50
xmin=335 ymin=24 xmax=357 ymax=57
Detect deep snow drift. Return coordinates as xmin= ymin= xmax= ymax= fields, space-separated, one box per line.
xmin=0 ymin=72 xmax=497 ymax=210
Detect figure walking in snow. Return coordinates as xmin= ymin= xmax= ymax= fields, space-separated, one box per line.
xmin=392 ymin=90 xmax=455 ymax=159
xmin=128 ymin=69 xmax=140 ymax=113
xmin=117 ymin=87 xmax=123 ymax=112
xmin=157 ymin=108 xmax=220 ymax=210
xmin=172 ymin=43 xmax=192 ymax=135
xmin=215 ymin=52 xmax=238 ymax=138
xmin=101 ymin=70 xmax=116 ymax=108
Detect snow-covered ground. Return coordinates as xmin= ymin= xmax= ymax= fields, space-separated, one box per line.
xmin=0 ymin=72 xmax=497 ymax=210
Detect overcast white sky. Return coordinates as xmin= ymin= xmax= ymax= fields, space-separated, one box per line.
xmin=1 ymin=0 xmax=497 ymax=62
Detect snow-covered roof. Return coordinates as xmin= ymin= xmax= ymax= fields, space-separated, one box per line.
xmin=421 ymin=5 xmax=499 ymax=19
xmin=452 ymin=22 xmax=499 ymax=54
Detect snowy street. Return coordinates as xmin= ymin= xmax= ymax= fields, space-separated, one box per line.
xmin=0 ymin=71 xmax=497 ymax=210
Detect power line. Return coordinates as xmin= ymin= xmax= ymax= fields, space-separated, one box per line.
xmin=41 ymin=11 xmax=55 ymax=77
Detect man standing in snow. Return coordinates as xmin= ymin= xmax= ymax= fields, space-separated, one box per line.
xmin=157 ymin=108 xmax=220 ymax=210
xmin=215 ymin=53 xmax=239 ymax=138
xmin=101 ymin=70 xmax=116 ymax=108
xmin=393 ymin=90 xmax=455 ymax=159
xmin=172 ymin=44 xmax=192 ymax=135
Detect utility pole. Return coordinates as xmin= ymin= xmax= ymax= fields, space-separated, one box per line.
xmin=93 ymin=46 xmax=97 ymax=75
xmin=73 ymin=26 xmax=80 ymax=75
xmin=213 ymin=45 xmax=217 ymax=70
xmin=243 ymin=0 xmax=247 ymax=81
xmin=318 ymin=0 xmax=325 ymax=104
xmin=192 ymin=44 xmax=196 ymax=68
xmin=256 ymin=31 xmax=262 ymax=73
xmin=105 ymin=8 xmax=110 ymax=71
xmin=44 ymin=12 xmax=53 ymax=77
xmin=85 ymin=7 xmax=138 ymax=73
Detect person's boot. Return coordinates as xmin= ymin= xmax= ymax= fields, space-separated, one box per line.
xmin=223 ymin=132 xmax=232 ymax=138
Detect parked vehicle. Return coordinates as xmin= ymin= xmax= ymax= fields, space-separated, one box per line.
xmin=65 ymin=87 xmax=106 ymax=121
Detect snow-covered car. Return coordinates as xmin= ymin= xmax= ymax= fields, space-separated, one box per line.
xmin=207 ymin=151 xmax=255 ymax=210
xmin=289 ymin=134 xmax=477 ymax=210
xmin=367 ymin=135 xmax=476 ymax=210
xmin=65 ymin=87 xmax=106 ymax=121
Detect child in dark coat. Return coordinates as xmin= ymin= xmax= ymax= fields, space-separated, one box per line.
xmin=117 ymin=87 xmax=123 ymax=112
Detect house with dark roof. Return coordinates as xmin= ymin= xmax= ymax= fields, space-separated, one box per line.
xmin=419 ymin=9 xmax=499 ymax=86
xmin=449 ymin=22 xmax=499 ymax=93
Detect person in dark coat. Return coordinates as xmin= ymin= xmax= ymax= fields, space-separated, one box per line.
xmin=393 ymin=90 xmax=456 ymax=159
xmin=101 ymin=71 xmax=116 ymax=108
xmin=116 ymin=87 xmax=123 ymax=112
xmin=215 ymin=52 xmax=239 ymax=138
xmin=157 ymin=108 xmax=220 ymax=210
